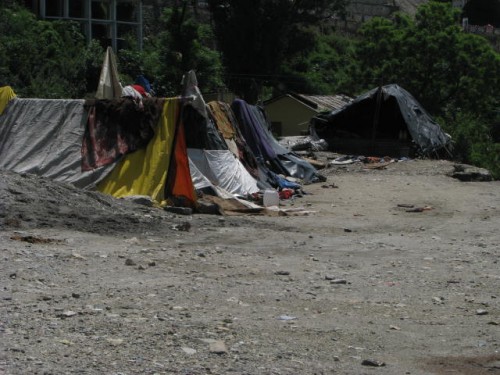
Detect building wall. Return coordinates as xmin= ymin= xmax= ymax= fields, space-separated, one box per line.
xmin=265 ymin=96 xmax=317 ymax=137
xmin=22 ymin=0 xmax=143 ymax=51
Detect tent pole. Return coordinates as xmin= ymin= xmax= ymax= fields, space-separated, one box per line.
xmin=371 ymin=85 xmax=383 ymax=153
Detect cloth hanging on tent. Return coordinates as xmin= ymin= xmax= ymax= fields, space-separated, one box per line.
xmin=81 ymin=98 xmax=164 ymax=171
xmin=207 ymin=101 xmax=260 ymax=179
xmin=0 ymin=86 xmax=16 ymax=115
xmin=164 ymin=115 xmax=198 ymax=208
xmin=207 ymin=101 xmax=236 ymax=139
xmin=97 ymin=98 xmax=196 ymax=207
xmin=134 ymin=75 xmax=152 ymax=95
xmin=232 ymin=99 xmax=323 ymax=183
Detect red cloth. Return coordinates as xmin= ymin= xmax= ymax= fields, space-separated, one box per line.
xmin=279 ymin=189 xmax=294 ymax=200
xmin=81 ymin=99 xmax=163 ymax=171
xmin=131 ymin=84 xmax=147 ymax=97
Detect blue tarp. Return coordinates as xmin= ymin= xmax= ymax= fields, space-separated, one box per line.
xmin=232 ymin=99 xmax=324 ymax=183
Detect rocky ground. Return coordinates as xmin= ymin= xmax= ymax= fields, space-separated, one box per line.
xmin=1 ymin=156 xmax=499 ymax=375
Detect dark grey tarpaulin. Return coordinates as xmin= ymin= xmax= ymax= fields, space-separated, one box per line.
xmin=0 ymin=98 xmax=116 ymax=189
xmin=311 ymin=84 xmax=452 ymax=155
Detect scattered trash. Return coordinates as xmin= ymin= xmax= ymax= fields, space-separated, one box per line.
xmin=277 ymin=315 xmax=297 ymax=321
xmin=263 ymin=190 xmax=279 ymax=207
xmin=171 ymin=222 xmax=191 ymax=231
xmin=209 ymin=340 xmax=228 ymax=355
xmin=331 ymin=155 xmax=361 ymax=165
xmin=181 ymin=347 xmax=197 ymax=355
xmin=58 ymin=310 xmax=77 ymax=319
xmin=279 ymin=189 xmax=294 ymax=200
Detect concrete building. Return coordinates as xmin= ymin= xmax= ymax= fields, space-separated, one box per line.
xmin=20 ymin=0 xmax=143 ymax=51
xmin=336 ymin=0 xmax=500 ymax=32
xmin=264 ymin=93 xmax=353 ymax=137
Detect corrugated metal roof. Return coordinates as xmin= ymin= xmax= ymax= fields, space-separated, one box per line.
xmin=293 ymin=93 xmax=353 ymax=112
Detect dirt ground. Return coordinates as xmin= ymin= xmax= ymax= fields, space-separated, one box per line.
xmin=1 ymin=156 xmax=499 ymax=375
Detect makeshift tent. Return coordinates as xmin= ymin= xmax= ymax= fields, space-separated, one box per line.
xmin=207 ymin=100 xmax=260 ymax=180
xmin=0 ymin=88 xmax=196 ymax=207
xmin=310 ymin=84 xmax=452 ymax=157
xmin=96 ymin=97 xmax=197 ymax=208
xmin=180 ymin=72 xmax=318 ymax=192
xmin=180 ymin=71 xmax=261 ymax=197
xmin=0 ymin=96 xmax=116 ymax=188
xmin=0 ymin=70 xmax=325 ymax=213
xmin=232 ymin=99 xmax=325 ymax=184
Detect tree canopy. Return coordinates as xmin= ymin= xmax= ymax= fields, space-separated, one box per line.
xmin=208 ymin=0 xmax=347 ymax=103
xmin=351 ymin=1 xmax=500 ymax=176
xmin=0 ymin=4 xmax=103 ymax=98
xmin=353 ymin=1 xmax=500 ymax=117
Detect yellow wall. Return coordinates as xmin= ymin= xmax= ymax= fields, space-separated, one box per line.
xmin=265 ymin=96 xmax=317 ymax=136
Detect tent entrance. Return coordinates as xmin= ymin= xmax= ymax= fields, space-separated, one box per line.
xmin=314 ymin=94 xmax=414 ymax=157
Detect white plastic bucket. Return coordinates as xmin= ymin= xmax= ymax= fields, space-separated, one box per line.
xmin=263 ymin=190 xmax=279 ymax=207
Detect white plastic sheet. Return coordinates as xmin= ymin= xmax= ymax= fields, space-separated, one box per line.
xmin=188 ymin=149 xmax=260 ymax=196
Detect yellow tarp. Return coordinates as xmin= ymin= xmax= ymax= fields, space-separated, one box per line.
xmin=97 ymin=98 xmax=180 ymax=203
xmin=0 ymin=86 xmax=17 ymax=115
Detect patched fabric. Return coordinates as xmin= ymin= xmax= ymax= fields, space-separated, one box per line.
xmin=81 ymin=98 xmax=164 ymax=171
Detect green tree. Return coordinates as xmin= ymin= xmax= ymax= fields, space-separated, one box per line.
xmin=0 ymin=4 xmax=103 ymax=98
xmin=353 ymin=1 xmax=500 ymax=178
xmin=278 ymin=29 xmax=356 ymax=95
xmin=353 ymin=1 xmax=500 ymax=116
xmin=208 ymin=0 xmax=347 ymax=103
xmin=152 ymin=3 xmax=224 ymax=97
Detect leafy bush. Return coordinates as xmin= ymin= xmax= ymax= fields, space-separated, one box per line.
xmin=440 ymin=111 xmax=500 ymax=179
xmin=0 ymin=4 xmax=103 ymax=98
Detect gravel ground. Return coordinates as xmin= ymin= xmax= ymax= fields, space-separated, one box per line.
xmin=1 ymin=157 xmax=499 ymax=375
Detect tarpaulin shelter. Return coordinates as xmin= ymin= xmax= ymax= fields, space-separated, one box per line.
xmin=232 ymin=99 xmax=325 ymax=184
xmin=174 ymin=72 xmax=324 ymax=189
xmin=207 ymin=100 xmax=261 ymax=182
xmin=96 ymin=97 xmax=197 ymax=208
xmin=0 ymin=93 xmax=115 ymax=188
xmin=310 ymin=84 xmax=452 ymax=157
xmin=180 ymin=71 xmax=261 ymax=197
xmin=0 ymin=86 xmax=196 ymax=208
xmin=0 ymin=70 xmax=324 ymax=213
